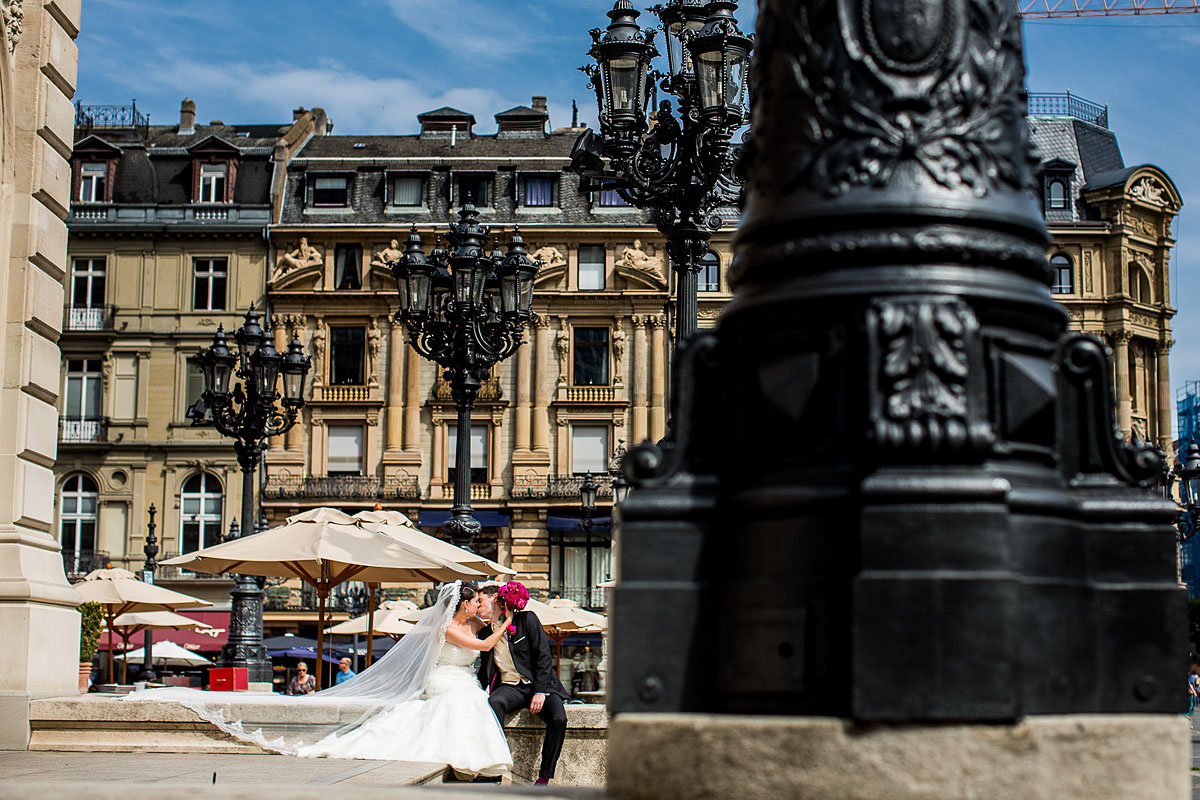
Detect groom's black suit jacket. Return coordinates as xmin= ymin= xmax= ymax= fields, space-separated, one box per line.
xmin=477 ymin=610 xmax=569 ymax=699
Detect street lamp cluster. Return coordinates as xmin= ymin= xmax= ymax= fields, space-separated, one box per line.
xmin=388 ymin=205 xmax=540 ymax=551
xmin=571 ymin=0 xmax=753 ymax=347
xmin=1167 ymin=441 xmax=1200 ymax=541
xmin=195 ymin=306 xmax=311 ymax=681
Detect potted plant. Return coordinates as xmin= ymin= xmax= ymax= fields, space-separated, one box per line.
xmin=78 ymin=601 xmax=103 ymax=693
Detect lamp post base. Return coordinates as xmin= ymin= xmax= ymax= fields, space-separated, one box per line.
xmin=607 ymin=713 xmax=1190 ymax=800
xmin=220 ymin=574 xmax=273 ymax=684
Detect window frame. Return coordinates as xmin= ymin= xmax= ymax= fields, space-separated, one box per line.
xmin=454 ymin=173 xmax=493 ymax=208
xmin=698 ymin=253 xmax=721 ymax=293
xmin=549 ymin=529 xmax=611 ymax=610
xmin=64 ymin=358 xmax=103 ymax=422
xmin=198 ymin=163 xmax=228 ymax=204
xmin=389 ymin=173 xmax=426 ymax=208
xmin=180 ymin=472 xmax=223 ymax=555
xmin=311 ymin=175 xmax=351 ymax=208
xmin=1049 ymin=253 xmax=1073 ymax=295
xmin=329 ymin=325 xmax=366 ymax=386
xmin=571 ymin=423 xmax=611 ymax=476
xmin=70 ymin=257 xmax=107 ymax=309
xmin=577 ymin=245 xmax=606 ymax=291
xmin=447 ymin=422 xmax=489 ymax=485
xmin=334 ymin=243 xmax=363 ymax=290
xmin=522 ymin=174 xmax=556 ymax=208
xmin=79 ymin=163 xmax=108 ymax=203
xmin=326 ymin=424 xmax=365 ymax=476
xmin=596 ymin=179 xmax=630 ymax=208
xmin=572 ymin=326 xmax=611 ymax=387
xmin=192 ymin=257 xmax=229 ymax=311
xmin=59 ymin=473 xmax=99 ymax=571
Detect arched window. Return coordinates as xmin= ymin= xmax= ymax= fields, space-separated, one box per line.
xmin=60 ymin=473 xmax=98 ymax=573
xmin=181 ymin=472 xmax=223 ymax=553
xmin=1130 ymin=267 xmax=1152 ymax=303
xmin=1050 ymin=254 xmax=1073 ymax=295
xmin=1047 ymin=179 xmax=1067 ymax=210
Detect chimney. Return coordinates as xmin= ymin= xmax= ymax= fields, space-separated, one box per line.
xmin=532 ymin=96 xmax=547 ymax=112
xmin=179 ymin=98 xmax=196 ymax=135
xmin=293 ymin=107 xmax=307 ymax=121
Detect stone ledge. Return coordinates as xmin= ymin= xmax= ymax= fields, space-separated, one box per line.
xmin=608 ymin=713 xmax=1191 ymax=800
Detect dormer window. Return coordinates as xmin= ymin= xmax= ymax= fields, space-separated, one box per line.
xmin=390 ymin=174 xmax=425 ymax=207
xmin=79 ymin=164 xmax=107 ymax=202
xmin=1047 ymin=179 xmax=1067 ymax=210
xmin=454 ymin=174 xmax=492 ymax=207
xmin=313 ymin=176 xmax=350 ymax=207
xmin=522 ymin=175 xmax=555 ymax=207
xmin=199 ymin=164 xmax=227 ymax=203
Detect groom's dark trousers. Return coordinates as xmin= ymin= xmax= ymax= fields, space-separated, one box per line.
xmin=487 ymin=684 xmax=567 ymax=780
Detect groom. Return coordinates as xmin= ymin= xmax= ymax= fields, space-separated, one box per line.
xmin=477 ymin=583 xmax=569 ymax=785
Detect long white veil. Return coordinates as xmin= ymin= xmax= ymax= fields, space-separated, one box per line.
xmin=124 ymin=581 xmax=464 ymax=755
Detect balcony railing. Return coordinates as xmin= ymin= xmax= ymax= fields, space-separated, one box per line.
xmin=319 ymin=385 xmax=372 ymax=402
xmin=60 ymin=418 xmax=105 ymax=443
xmin=434 ymin=373 xmax=502 ymax=401
xmin=69 ymin=204 xmax=271 ymax=226
xmin=75 ymin=100 xmax=150 ymax=137
xmin=62 ymin=550 xmax=109 ymax=579
xmin=512 ymin=473 xmax=614 ymax=500
xmin=1026 ymin=92 xmax=1108 ymax=129
xmin=263 ymin=474 xmax=422 ymax=501
xmin=564 ymin=386 xmax=616 ymax=402
xmin=63 ymin=304 xmax=116 ymax=332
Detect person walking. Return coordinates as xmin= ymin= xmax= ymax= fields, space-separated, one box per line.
xmin=287 ymin=661 xmax=316 ymax=695
xmin=335 ymin=657 xmax=358 ymax=685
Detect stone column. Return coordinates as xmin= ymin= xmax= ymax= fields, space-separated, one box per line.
xmin=632 ymin=316 xmax=649 ymax=443
xmin=514 ymin=323 xmax=533 ymax=454
xmin=0 ymin=2 xmax=84 ymax=750
xmin=1114 ymin=331 xmax=1133 ymax=439
xmin=431 ymin=419 xmax=446 ymax=499
xmin=403 ymin=346 xmax=422 ymax=452
xmin=649 ymin=316 xmax=667 ymax=443
xmin=386 ymin=316 xmax=405 ymax=453
xmin=532 ymin=316 xmax=552 ymax=454
xmin=1157 ymin=340 xmax=1174 ymax=452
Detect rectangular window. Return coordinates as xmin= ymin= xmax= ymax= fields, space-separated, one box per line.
xmin=597 ymin=180 xmax=629 ymax=207
xmin=448 ymin=423 xmax=488 ymax=485
xmin=184 ymin=357 xmax=205 ymax=420
xmin=330 ymin=326 xmax=365 ymax=386
xmin=70 ymin=258 xmax=106 ymax=309
xmin=199 ymin=164 xmax=227 ymax=203
xmin=192 ymin=258 xmax=228 ymax=311
xmin=571 ymin=425 xmax=609 ymax=475
xmin=391 ymin=175 xmax=424 ymax=207
xmin=551 ymin=532 xmax=611 ymax=609
xmin=79 ymin=163 xmax=106 ymax=202
xmin=313 ymin=176 xmax=350 ymax=207
xmin=523 ymin=175 xmax=555 ymax=207
xmin=573 ymin=327 xmax=609 ymax=386
xmin=699 ymin=254 xmax=720 ymax=292
xmin=327 ymin=425 xmax=364 ymax=475
xmin=65 ymin=358 xmax=102 ymax=421
xmin=455 ymin=174 xmax=492 ymax=207
xmin=335 ymin=244 xmax=362 ymax=290
xmin=578 ymin=245 xmax=606 ymax=291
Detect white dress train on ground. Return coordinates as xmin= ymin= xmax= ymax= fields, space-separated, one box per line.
xmin=296 ymin=640 xmax=512 ymax=776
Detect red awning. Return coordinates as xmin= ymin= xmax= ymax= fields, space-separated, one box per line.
xmin=99 ymin=610 xmax=230 ymax=652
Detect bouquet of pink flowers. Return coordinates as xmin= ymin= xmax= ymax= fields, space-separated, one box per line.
xmin=497 ymin=581 xmax=529 ymax=611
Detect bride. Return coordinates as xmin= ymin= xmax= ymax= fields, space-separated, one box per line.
xmin=127 ymin=581 xmax=515 ymax=777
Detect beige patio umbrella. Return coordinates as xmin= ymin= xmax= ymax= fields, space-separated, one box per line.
xmin=324 ymin=599 xmax=419 ymax=637
xmin=109 ymin=610 xmax=217 ymax=684
xmin=116 ymin=640 xmax=213 ymax=668
xmin=75 ymin=568 xmax=211 ymax=683
xmin=161 ymin=514 xmax=483 ymax=685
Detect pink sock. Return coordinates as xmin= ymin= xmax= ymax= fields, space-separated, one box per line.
xmin=535 ymin=777 xmax=549 ymax=785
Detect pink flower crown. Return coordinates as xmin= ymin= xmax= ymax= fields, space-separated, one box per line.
xmin=497 ymin=581 xmax=529 ymax=612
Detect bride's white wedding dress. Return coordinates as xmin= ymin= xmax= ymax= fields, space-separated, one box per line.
xmin=123 ymin=582 xmax=511 ymax=777
xmin=297 ymin=640 xmax=511 ymax=774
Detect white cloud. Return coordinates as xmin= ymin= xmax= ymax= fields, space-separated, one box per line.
xmin=384 ymin=0 xmax=552 ymax=57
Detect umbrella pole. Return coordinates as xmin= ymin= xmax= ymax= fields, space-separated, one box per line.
xmin=366 ymin=582 xmax=376 ymax=668
xmin=316 ymin=592 xmax=325 ymax=689
xmin=106 ymin=611 xmax=116 ymax=684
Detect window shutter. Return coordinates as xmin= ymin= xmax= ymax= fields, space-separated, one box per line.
xmin=571 ymin=426 xmax=609 ymax=474
xmin=327 ymin=426 xmax=364 ymax=474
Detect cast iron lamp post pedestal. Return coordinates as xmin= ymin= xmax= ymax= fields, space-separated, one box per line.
xmin=570 ymin=0 xmax=752 ymax=353
xmin=389 ymin=208 xmax=539 ymax=552
xmin=196 ymin=306 xmax=311 ymax=683
xmin=138 ymin=504 xmax=158 ymax=683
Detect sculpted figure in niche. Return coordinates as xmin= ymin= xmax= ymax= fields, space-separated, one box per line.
xmin=530 ymin=244 xmax=567 ymax=269
xmin=367 ymin=319 xmax=382 ymax=381
xmin=617 ymin=239 xmax=665 ymax=281
xmin=370 ymin=239 xmax=404 ymax=271
xmin=273 ymin=237 xmax=324 ymax=282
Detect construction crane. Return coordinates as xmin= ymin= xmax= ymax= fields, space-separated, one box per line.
xmin=1019 ymin=0 xmax=1200 ymax=18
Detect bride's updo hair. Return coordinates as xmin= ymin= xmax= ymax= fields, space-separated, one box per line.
xmin=455 ymin=581 xmax=478 ymax=613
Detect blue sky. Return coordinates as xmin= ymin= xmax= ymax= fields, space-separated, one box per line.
xmin=78 ymin=1 xmax=1200 ymax=432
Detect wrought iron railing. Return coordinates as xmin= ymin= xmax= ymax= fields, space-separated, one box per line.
xmin=63 ymin=304 xmax=116 ymax=332
xmin=1026 ymin=92 xmax=1108 ymax=129
xmin=550 ymin=587 xmax=608 ymax=612
xmin=62 ymin=550 xmax=109 ymax=579
xmin=75 ymin=100 xmax=150 ymax=137
xmin=262 ymin=474 xmax=422 ymax=500
xmin=512 ymin=473 xmax=614 ymax=499
xmin=60 ymin=418 xmax=105 ymax=443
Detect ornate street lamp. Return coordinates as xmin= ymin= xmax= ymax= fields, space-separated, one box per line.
xmin=195 ymin=305 xmax=310 ymax=682
xmin=580 ymin=473 xmax=600 ymax=533
xmin=571 ymin=0 xmax=752 ymax=351
xmin=1175 ymin=440 xmax=1200 ymax=541
xmin=139 ymin=504 xmax=158 ymax=683
xmin=388 ymin=211 xmax=539 ymax=551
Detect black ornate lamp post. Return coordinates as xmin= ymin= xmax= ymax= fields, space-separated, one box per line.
xmin=139 ymin=504 xmax=158 ymax=682
xmin=389 ymin=212 xmax=539 ymax=551
xmin=579 ymin=473 xmax=599 ymax=533
xmin=570 ymin=0 xmax=752 ymax=351
xmin=196 ymin=305 xmax=310 ymax=683
xmin=1175 ymin=441 xmax=1200 ymax=541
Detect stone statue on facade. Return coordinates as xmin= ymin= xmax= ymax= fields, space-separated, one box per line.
xmin=367 ymin=318 xmax=382 ymax=384
xmin=370 ymin=239 xmax=404 ymax=272
xmin=530 ymin=244 xmax=567 ymax=269
xmin=617 ymin=239 xmax=665 ymax=282
xmin=272 ymin=237 xmax=324 ymax=282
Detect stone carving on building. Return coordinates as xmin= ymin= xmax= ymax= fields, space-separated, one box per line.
xmin=370 ymin=239 xmax=404 ymax=272
xmin=612 ymin=323 xmax=626 ymax=388
xmin=530 ymin=245 xmax=567 ymax=269
xmin=616 ymin=240 xmax=665 ymax=282
xmin=1130 ymin=176 xmax=1167 ymax=206
xmin=2 ymin=0 xmax=22 ymax=54
xmin=272 ymin=237 xmax=324 ymax=282
xmin=1082 ymin=250 xmax=1094 ymax=293
xmin=311 ymin=326 xmax=326 ymax=387
xmin=367 ymin=318 xmax=382 ymax=385
xmin=556 ymin=322 xmax=570 ymax=387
